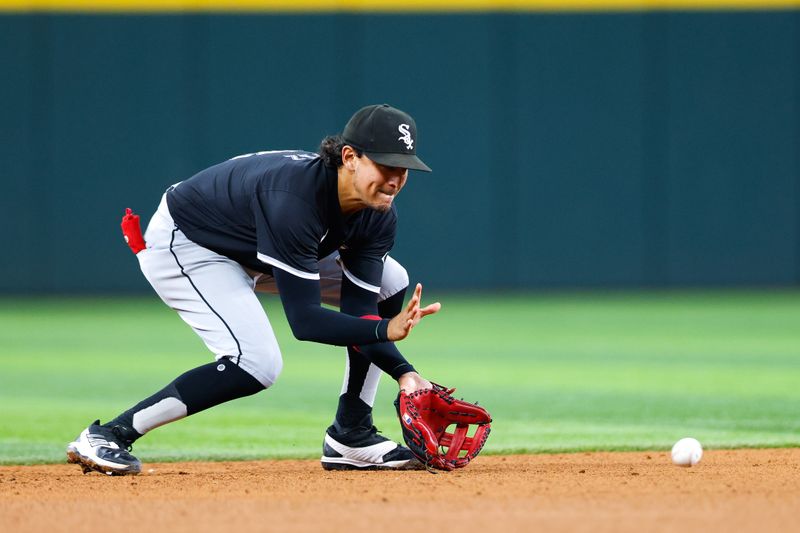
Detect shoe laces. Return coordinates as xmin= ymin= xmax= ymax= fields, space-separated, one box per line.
xmin=110 ymin=426 xmax=135 ymax=452
xmin=353 ymin=425 xmax=385 ymax=440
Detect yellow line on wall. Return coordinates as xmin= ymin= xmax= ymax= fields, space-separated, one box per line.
xmin=0 ymin=0 xmax=798 ymax=12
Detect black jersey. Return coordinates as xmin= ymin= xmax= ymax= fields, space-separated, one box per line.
xmin=166 ymin=150 xmax=397 ymax=293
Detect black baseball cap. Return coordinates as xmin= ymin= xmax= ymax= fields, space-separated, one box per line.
xmin=342 ymin=104 xmax=432 ymax=172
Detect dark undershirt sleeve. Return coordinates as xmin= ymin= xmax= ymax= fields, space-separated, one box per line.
xmin=274 ymin=268 xmax=389 ymax=346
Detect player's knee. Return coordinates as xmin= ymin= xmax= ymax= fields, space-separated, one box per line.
xmin=238 ymin=342 xmax=283 ymax=388
xmin=265 ymin=354 xmax=284 ymax=386
xmin=380 ymin=256 xmax=409 ymax=302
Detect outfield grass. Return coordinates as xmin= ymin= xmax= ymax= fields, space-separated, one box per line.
xmin=1 ymin=290 xmax=799 ymax=464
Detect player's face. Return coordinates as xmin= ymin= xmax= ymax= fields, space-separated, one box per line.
xmin=353 ymin=155 xmax=408 ymax=212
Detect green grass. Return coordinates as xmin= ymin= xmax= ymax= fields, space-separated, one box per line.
xmin=1 ymin=290 xmax=799 ymax=464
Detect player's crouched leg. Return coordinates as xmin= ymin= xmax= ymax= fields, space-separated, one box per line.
xmin=321 ymin=256 xmax=422 ymax=471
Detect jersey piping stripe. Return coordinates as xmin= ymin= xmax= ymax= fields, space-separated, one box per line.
xmin=170 ymin=227 xmax=243 ymax=364
xmin=257 ymin=252 xmax=321 ymax=280
xmin=341 ymin=264 xmax=381 ymax=294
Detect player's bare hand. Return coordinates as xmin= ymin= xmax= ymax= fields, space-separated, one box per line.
xmin=387 ymin=283 xmax=441 ymax=342
xmin=397 ymin=371 xmax=432 ymax=393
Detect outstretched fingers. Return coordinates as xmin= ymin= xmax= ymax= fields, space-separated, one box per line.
xmin=387 ymin=283 xmax=442 ymax=341
xmin=405 ymin=283 xmax=422 ymax=313
xmin=414 ymin=284 xmax=440 ymax=318
xmin=406 ymin=284 xmax=441 ymax=327
xmin=419 ymin=302 xmax=442 ymax=317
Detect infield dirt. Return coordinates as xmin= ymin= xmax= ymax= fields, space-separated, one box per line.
xmin=2 ymin=449 xmax=798 ymax=532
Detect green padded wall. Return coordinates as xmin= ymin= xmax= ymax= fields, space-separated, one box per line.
xmin=1 ymin=12 xmax=797 ymax=292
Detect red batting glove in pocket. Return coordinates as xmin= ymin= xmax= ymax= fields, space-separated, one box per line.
xmin=121 ymin=208 xmax=146 ymax=254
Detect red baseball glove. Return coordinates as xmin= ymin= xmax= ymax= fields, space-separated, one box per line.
xmin=394 ymin=383 xmax=492 ymax=471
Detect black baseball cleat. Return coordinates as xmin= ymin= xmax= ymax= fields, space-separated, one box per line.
xmin=320 ymin=424 xmax=423 ymax=471
xmin=66 ymin=420 xmax=141 ymax=476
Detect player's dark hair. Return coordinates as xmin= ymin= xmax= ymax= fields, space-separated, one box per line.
xmin=319 ymin=135 xmax=363 ymax=168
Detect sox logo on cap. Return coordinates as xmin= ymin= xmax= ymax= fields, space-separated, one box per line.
xmin=398 ymin=124 xmax=413 ymax=150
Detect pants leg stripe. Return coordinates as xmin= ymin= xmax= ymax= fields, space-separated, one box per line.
xmin=169 ymin=227 xmax=243 ymax=364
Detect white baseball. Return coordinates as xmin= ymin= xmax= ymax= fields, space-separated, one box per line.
xmin=671 ymin=437 xmax=703 ymax=466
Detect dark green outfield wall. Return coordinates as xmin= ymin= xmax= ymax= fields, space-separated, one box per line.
xmin=1 ymin=12 xmax=798 ymax=292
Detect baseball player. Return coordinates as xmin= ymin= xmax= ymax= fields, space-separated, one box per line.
xmin=66 ymin=104 xmax=439 ymax=475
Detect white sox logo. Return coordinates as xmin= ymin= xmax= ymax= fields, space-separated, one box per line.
xmin=398 ymin=124 xmax=413 ymax=151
